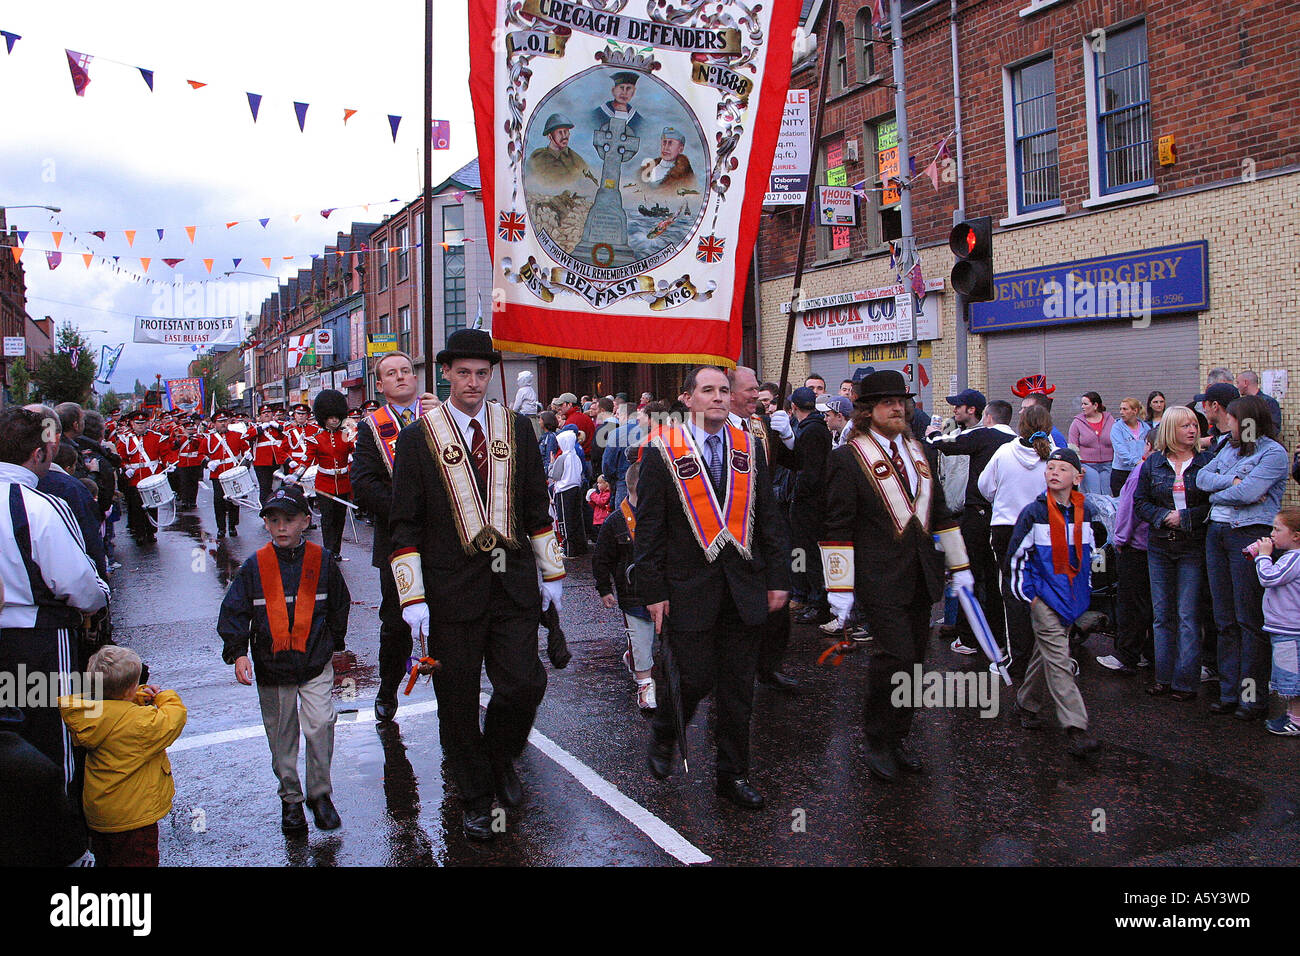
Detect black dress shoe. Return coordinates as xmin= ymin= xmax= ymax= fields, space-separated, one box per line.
xmin=1066 ymin=726 xmax=1101 ymax=758
xmin=647 ymin=738 xmax=674 ymax=779
xmin=307 ymin=794 xmax=341 ymax=830
xmin=1170 ymin=689 xmax=1197 ymax=702
xmin=1146 ymin=682 xmax=1171 ymax=696
xmin=892 ymin=740 xmax=923 ymax=772
xmin=864 ymin=741 xmax=898 ymax=781
xmin=1234 ymin=706 xmax=1264 ymax=721
xmin=373 ymin=693 xmax=397 ymax=723
xmin=281 ymin=800 xmax=307 ymax=834
xmin=715 ymin=776 xmax=764 ymax=808
xmin=228 ymin=527 xmax=238 ymax=537
xmin=216 ymin=531 xmax=226 ymax=539
xmin=492 ymin=759 xmax=523 ymax=808
xmin=1013 ymin=701 xmax=1043 ymax=729
xmin=462 ymin=808 xmax=495 ymax=842
xmin=757 ymin=669 xmax=800 ymax=691
xmin=1208 ymin=700 xmax=1238 ymax=715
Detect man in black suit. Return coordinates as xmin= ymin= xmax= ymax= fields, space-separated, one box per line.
xmin=788 ymin=385 xmax=833 ymax=625
xmin=637 ymin=366 xmax=790 ymax=808
xmin=349 ymin=351 xmax=438 ymax=722
xmin=820 ymin=371 xmax=972 ymax=782
xmin=388 ymin=330 xmax=562 ymax=841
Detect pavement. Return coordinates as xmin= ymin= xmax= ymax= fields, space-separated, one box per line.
xmin=107 ymin=499 xmax=1300 ymax=866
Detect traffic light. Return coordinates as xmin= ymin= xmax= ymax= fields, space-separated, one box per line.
xmin=948 ymin=216 xmax=994 ymax=301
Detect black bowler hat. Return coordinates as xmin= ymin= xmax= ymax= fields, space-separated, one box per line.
xmin=437 ymin=328 xmax=501 ymax=366
xmin=852 ymin=369 xmax=915 ymax=404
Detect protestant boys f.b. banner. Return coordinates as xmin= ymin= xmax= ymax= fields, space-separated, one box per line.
xmin=470 ymin=0 xmax=800 ymax=365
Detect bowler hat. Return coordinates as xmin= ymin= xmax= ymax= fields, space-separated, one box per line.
xmin=852 ymin=369 xmax=915 ymax=404
xmin=436 ymin=328 xmax=501 ymax=366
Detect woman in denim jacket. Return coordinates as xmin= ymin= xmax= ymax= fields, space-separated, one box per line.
xmin=1134 ymin=406 xmax=1212 ymax=698
xmin=1195 ymin=395 xmax=1290 ymax=718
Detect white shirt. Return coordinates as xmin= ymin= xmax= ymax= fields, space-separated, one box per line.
xmin=871 ymin=428 xmax=917 ymax=496
xmin=445 ymin=400 xmax=487 ymax=445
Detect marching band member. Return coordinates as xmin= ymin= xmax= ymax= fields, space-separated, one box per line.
xmin=304 ymin=390 xmax=355 ymax=557
xmin=250 ymin=406 xmax=287 ymax=505
xmin=114 ymin=409 xmax=172 ymax=545
xmin=201 ymin=410 xmax=251 ymax=539
xmin=174 ymin=417 xmax=206 ymax=508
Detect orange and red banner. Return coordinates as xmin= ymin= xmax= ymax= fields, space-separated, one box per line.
xmin=469 ymin=0 xmax=799 ymax=366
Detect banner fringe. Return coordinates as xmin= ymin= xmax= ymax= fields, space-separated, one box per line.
xmin=491 ymin=339 xmax=737 ymax=369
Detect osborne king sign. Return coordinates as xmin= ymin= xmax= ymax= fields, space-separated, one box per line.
xmin=133 ymin=316 xmax=241 ymax=346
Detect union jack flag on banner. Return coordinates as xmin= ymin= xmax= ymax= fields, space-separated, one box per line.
xmin=469 ymin=0 xmax=799 ymax=364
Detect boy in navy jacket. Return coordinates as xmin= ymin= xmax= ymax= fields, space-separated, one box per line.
xmin=1007 ymin=448 xmax=1101 ymax=757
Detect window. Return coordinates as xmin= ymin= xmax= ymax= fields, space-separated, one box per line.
xmin=873 ymin=117 xmax=901 ymax=244
xmin=1011 ymin=57 xmax=1059 ymax=211
xmin=830 ymin=22 xmax=847 ymax=95
xmin=443 ymin=204 xmax=465 ymax=244
xmin=379 ymin=313 xmax=390 ymax=335
xmin=854 ymin=9 xmax=876 ymax=83
xmin=349 ymin=308 xmax=364 ymax=362
xmin=443 ymin=245 xmax=466 ymax=336
xmin=396 ymin=224 xmax=409 ymax=281
xmin=814 ymin=137 xmax=852 ymax=262
xmin=415 ymin=212 xmax=424 ymax=288
xmin=1091 ymin=22 xmax=1153 ymax=195
xmin=378 ymin=245 xmax=389 ymax=290
xmin=398 ymin=306 xmax=411 ymax=354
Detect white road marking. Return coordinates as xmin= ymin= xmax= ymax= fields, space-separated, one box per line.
xmin=169 ymin=694 xmax=712 ymax=865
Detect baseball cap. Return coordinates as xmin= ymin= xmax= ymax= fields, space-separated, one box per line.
xmin=816 ymin=396 xmax=853 ymax=417
xmin=556 ymin=392 xmax=578 ymax=405
xmin=1193 ymin=383 xmax=1239 ymax=407
xmin=1047 ymin=447 xmax=1083 ymax=472
xmin=790 ymin=386 xmax=818 ymax=410
xmin=260 ymin=484 xmax=309 ymax=518
xmin=945 ymin=388 xmax=987 ymax=412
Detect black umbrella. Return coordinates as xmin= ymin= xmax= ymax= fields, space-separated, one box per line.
xmin=660 ymin=614 xmax=688 ymax=774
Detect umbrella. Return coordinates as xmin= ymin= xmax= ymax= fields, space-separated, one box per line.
xmin=660 ymin=618 xmax=689 ymax=774
xmin=954 ymin=583 xmax=1013 ymax=685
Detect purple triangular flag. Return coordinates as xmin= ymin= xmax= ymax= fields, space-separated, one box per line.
xmin=388 ymin=114 xmax=401 ymax=142
xmin=138 ymin=67 xmax=154 ymax=91
xmin=1 ymin=31 xmax=20 ymax=55
xmin=46 ymin=250 xmax=62 ymax=269
xmin=247 ymin=92 xmax=261 ymax=122
xmin=258 ymin=218 xmax=269 ymax=228
xmin=293 ymin=101 xmax=308 ymax=132
xmin=233 ymin=258 xmax=242 ymax=269
xmin=16 ymin=230 xmax=27 ymax=244
xmin=157 ymin=228 xmax=164 ymax=241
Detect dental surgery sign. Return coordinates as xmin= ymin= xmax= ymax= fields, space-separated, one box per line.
xmin=969 ymin=241 xmax=1209 ymax=333
xmin=469 ymin=0 xmax=799 ymax=365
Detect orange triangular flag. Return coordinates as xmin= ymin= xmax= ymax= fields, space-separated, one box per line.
xmin=140 ymin=258 xmax=151 ymax=272
xmin=363 ymin=204 xmax=370 ymax=213
xmin=261 ymin=257 xmax=272 ymax=269
xmin=11 ymin=247 xmax=22 ymax=263
xmin=203 ymin=258 xmax=214 ymax=273
xmin=82 ymin=253 xmax=92 ymax=267
xmin=283 ymin=255 xmax=294 ymax=261
xmin=389 ymin=246 xmax=398 ymax=254
xmin=225 ymin=221 xmax=239 ymax=229
xmin=292 ymin=214 xmax=301 ymax=223
xmin=187 ymin=80 xmax=206 ymax=89
xmin=52 ymin=231 xmax=63 ymax=248
xmin=124 ymin=229 xmax=135 ymax=247
xmin=185 ymin=226 xmax=196 ymax=243
xmin=343 ymin=108 xmax=358 ymax=124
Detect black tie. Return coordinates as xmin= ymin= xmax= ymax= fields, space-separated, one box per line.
xmin=468 ymin=419 xmax=489 ymax=498
xmin=890 ymin=439 xmax=913 ymax=500
xmin=706 ymin=434 xmax=724 ymax=496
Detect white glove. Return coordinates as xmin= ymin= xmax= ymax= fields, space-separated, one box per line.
xmin=402 ymin=602 xmax=430 ymax=655
xmin=950 ymin=569 xmax=975 ymax=591
xmin=828 ymin=591 xmax=854 ymax=625
xmin=541 ymin=579 xmax=563 ymax=613
xmin=768 ymin=410 xmax=795 ymax=449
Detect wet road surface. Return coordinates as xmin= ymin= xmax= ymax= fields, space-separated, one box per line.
xmin=112 ymin=502 xmax=1299 ymax=865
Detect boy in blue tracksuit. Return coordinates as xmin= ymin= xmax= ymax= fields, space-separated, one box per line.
xmin=1007 ymin=448 xmax=1101 ymax=757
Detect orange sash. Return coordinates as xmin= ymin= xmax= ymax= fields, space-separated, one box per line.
xmin=653 ymin=421 xmax=754 ymax=561
xmin=256 ymin=542 xmax=323 ymax=654
xmin=364 ymin=404 xmax=403 ymax=475
xmin=620 ymin=498 xmax=637 ymax=539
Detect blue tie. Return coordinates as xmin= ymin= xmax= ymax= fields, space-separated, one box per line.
xmin=705 ymin=434 xmax=724 ymax=489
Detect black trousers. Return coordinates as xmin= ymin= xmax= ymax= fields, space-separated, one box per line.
xmin=255 ymin=464 xmax=279 ymax=505
xmin=1111 ymin=468 xmax=1132 ymax=497
xmin=176 ymin=466 xmax=202 ymax=506
xmin=0 ymin=627 xmax=86 ymax=799
xmin=212 ymin=479 xmax=240 ymax=533
xmin=991 ymin=525 xmax=1033 ymax=679
xmin=555 ymin=486 xmax=587 ymax=556
xmin=756 ymin=605 xmax=791 ymax=675
xmin=956 ymin=505 xmax=1005 ymax=650
xmin=859 ymin=581 xmax=934 ymax=746
xmin=377 ymin=565 xmax=413 ymax=699
xmin=1115 ymin=545 xmax=1154 ymax=666
xmin=651 ymin=588 xmax=759 ymax=778
xmin=122 ymin=481 xmax=155 ymax=538
xmin=318 ymin=492 xmax=348 ymax=555
xmin=428 ymin=595 xmax=547 ymax=811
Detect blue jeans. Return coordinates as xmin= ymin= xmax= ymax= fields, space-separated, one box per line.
xmin=1147 ymin=545 xmax=1203 ymax=692
xmin=1204 ymin=521 xmax=1272 ymax=710
xmin=1081 ymin=462 xmax=1111 ymax=496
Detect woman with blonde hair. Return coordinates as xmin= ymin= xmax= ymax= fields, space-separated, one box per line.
xmin=1134 ymin=405 xmax=1212 ymax=699
xmin=1110 ymin=397 xmax=1151 ymax=495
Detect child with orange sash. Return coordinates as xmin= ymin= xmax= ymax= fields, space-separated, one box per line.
xmin=217 ymin=484 xmax=351 ymax=834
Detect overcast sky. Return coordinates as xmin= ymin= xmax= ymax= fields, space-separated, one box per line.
xmin=1 ymin=0 xmax=475 ymax=392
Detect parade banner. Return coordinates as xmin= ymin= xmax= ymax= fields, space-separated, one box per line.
xmin=134 ymin=315 xmax=241 ymax=346
xmin=470 ymin=0 xmax=800 ymax=365
xmin=164 ymin=377 xmax=205 ymax=414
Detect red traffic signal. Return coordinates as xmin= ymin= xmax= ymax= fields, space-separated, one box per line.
xmin=948 ymin=216 xmax=994 ymax=301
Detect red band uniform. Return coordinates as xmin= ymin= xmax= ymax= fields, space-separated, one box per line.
xmin=202 ymin=421 xmax=251 ymax=538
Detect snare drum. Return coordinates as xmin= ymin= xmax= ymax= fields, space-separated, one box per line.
xmin=137 ymin=472 xmax=175 ymax=509
xmin=301 ymin=465 xmax=318 ymax=498
xmin=218 ymin=465 xmax=258 ymax=501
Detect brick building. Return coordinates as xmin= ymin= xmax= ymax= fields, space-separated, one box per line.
xmin=0 ymin=209 xmax=29 ymax=400
xmin=759 ymin=0 xmax=1300 ymax=435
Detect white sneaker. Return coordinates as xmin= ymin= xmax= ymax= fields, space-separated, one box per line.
xmin=819 ymin=619 xmax=845 ymax=636
xmin=1096 ymin=654 xmax=1127 ymax=671
xmin=1137 ymin=655 xmax=1152 ymax=668
xmin=950 ymin=638 xmax=978 ymax=655
xmin=1200 ymin=665 xmax=1217 ymax=682
xmin=621 ymin=649 xmax=634 ymax=675
xmin=636 ymin=679 xmax=657 ymax=710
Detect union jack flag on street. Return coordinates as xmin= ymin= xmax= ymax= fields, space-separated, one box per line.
xmin=696 ymin=234 xmax=725 ymax=264
xmin=498 ymin=211 xmax=526 ymax=242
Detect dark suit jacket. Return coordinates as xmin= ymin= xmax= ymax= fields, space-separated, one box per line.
xmin=790 ymin=412 xmax=832 ymax=534
xmin=350 ymin=422 xmax=395 ymax=569
xmin=823 ymin=436 xmax=953 ymax=608
xmin=635 ymin=428 xmax=790 ymax=630
xmin=388 ymin=407 xmax=552 ymax=623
